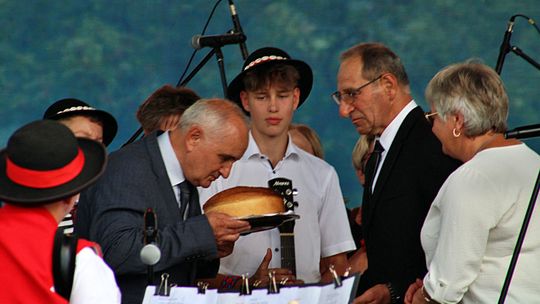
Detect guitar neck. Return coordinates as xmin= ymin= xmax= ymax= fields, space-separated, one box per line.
xmin=268 ymin=177 xmax=297 ymax=276
xmin=279 ymin=222 xmax=296 ymax=275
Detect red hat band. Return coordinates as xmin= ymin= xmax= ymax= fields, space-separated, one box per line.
xmin=6 ymin=148 xmax=85 ymax=189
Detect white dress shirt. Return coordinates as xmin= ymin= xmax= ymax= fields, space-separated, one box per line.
xmin=158 ymin=131 xmax=186 ymax=210
xmin=199 ymin=132 xmax=356 ymax=283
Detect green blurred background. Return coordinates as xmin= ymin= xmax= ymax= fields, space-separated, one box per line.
xmin=1 ymin=0 xmax=539 ymax=207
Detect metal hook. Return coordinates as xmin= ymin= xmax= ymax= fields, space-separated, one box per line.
xmin=329 ymin=264 xmax=342 ymax=287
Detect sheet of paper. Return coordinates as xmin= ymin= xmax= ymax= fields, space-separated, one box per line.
xmin=318 ymin=276 xmax=357 ymax=304
xmin=142 ymin=286 xmax=214 ymax=304
xmin=142 ymin=274 xmax=360 ymax=304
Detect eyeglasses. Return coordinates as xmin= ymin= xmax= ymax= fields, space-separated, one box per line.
xmin=331 ymin=74 xmax=383 ymax=106
xmin=424 ymin=111 xmax=439 ymax=125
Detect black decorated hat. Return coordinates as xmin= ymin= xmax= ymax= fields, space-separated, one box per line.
xmin=0 ymin=120 xmax=107 ymax=205
xmin=43 ymin=98 xmax=118 ymax=146
xmin=227 ymin=47 xmax=313 ymax=113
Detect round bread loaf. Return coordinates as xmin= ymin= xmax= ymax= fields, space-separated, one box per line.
xmin=203 ymin=186 xmax=285 ymax=218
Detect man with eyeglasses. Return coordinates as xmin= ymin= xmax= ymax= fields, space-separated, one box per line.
xmin=334 ymin=42 xmax=460 ymax=304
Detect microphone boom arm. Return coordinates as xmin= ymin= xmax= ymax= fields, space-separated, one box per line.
xmin=510 ymin=46 xmax=540 ymax=71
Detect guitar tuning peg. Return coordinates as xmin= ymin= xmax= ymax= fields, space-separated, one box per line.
xmin=292 ymin=188 xmax=299 ymax=196
xmin=293 ymin=201 xmax=299 ymax=207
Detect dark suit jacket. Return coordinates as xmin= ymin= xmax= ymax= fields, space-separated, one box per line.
xmin=358 ymin=107 xmax=460 ymax=301
xmin=76 ymin=133 xmax=219 ymax=304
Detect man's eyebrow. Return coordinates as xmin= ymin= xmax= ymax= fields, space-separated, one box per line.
xmin=219 ymin=154 xmax=238 ymax=161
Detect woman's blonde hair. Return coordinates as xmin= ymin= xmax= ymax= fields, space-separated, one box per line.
xmin=352 ymin=135 xmax=375 ymax=172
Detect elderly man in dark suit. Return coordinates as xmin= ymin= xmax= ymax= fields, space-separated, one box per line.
xmin=333 ymin=43 xmax=460 ymax=304
xmin=76 ymin=97 xmax=251 ymax=304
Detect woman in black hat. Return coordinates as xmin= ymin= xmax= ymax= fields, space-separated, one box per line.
xmin=0 ymin=120 xmax=121 ymax=303
xmin=44 ymin=98 xmax=118 ymax=234
xmin=43 ymin=98 xmax=118 ymax=147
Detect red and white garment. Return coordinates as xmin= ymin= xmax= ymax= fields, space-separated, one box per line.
xmin=0 ymin=204 xmax=121 ymax=304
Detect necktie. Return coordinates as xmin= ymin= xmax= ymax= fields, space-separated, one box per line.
xmin=364 ymin=140 xmax=384 ymax=194
xmin=179 ymin=180 xmax=198 ymax=219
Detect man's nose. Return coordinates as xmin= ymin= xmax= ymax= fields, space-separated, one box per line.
xmin=339 ymin=102 xmax=353 ymax=118
xmin=219 ymin=164 xmax=232 ymax=178
xmin=268 ymin=97 xmax=278 ymax=112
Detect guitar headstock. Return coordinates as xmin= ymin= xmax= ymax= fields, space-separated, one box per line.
xmin=268 ymin=177 xmax=298 ymax=211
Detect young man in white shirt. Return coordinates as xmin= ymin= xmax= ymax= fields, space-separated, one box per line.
xmin=199 ymin=47 xmax=355 ymax=287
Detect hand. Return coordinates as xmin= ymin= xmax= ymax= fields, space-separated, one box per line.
xmin=404 ymin=279 xmax=423 ymax=304
xmin=353 ymin=284 xmax=391 ymax=304
xmin=352 ymin=207 xmax=362 ymax=225
xmin=217 ymin=241 xmax=235 ymax=258
xmin=411 ymin=285 xmax=431 ymax=304
xmin=206 ymin=212 xmax=250 ymax=255
xmin=347 ymin=247 xmax=368 ymax=274
xmin=250 ymin=248 xmax=303 ymax=287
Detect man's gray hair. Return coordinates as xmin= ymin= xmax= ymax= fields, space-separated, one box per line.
xmin=340 ymin=42 xmax=409 ymax=86
xmin=179 ymin=98 xmax=248 ymax=138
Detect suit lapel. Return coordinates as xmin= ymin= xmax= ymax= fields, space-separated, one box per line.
xmin=144 ymin=134 xmax=180 ymax=215
xmin=364 ymin=107 xmax=424 ymax=231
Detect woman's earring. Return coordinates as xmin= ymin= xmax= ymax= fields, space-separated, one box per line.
xmin=452 ymin=128 xmax=461 ymax=138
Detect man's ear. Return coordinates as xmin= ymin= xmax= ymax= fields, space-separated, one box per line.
xmin=240 ymin=91 xmax=251 ymax=113
xmin=380 ymin=73 xmax=398 ymax=100
xmin=61 ymin=195 xmax=78 ymax=214
xmin=185 ymin=125 xmax=203 ymax=152
xmin=61 ymin=195 xmax=77 ymax=205
xmin=292 ymin=87 xmax=300 ymax=110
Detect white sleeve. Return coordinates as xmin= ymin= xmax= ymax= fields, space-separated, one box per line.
xmin=319 ymin=168 xmax=356 ymax=257
xmin=423 ymin=167 xmax=502 ymax=303
xmin=70 ymin=247 xmax=122 ymax=304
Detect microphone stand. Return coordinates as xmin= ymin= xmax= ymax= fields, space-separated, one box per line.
xmin=122 ymin=0 xmax=250 ymax=147
xmin=498 ymin=170 xmax=540 ymax=303
xmin=509 ymin=46 xmax=540 ymax=71
xmin=495 ymin=14 xmax=540 ymax=75
xmin=123 ymin=47 xmax=229 ymax=147
xmin=214 ymin=47 xmax=229 ymax=96
xmin=497 ymin=42 xmax=540 ymax=75
xmin=495 ymin=15 xmax=540 ymax=302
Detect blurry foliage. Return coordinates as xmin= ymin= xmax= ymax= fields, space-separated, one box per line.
xmin=1 ymin=0 xmax=539 ymax=206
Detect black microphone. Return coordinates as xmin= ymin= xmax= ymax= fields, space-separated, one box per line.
xmin=191 ymin=32 xmax=246 ymax=50
xmin=141 ymin=208 xmax=161 ymax=285
xmin=495 ymin=15 xmax=517 ymax=74
xmin=505 ymin=124 xmax=540 ymax=139
xmin=227 ymin=0 xmax=249 ymax=60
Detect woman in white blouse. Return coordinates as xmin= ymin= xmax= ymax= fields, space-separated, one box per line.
xmin=404 ymin=62 xmax=540 ymax=303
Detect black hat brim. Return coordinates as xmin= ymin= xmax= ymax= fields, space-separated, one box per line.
xmin=227 ymin=59 xmax=313 ymax=115
xmin=0 ymin=138 xmax=107 ymax=205
xmin=48 ymin=110 xmax=118 ymax=147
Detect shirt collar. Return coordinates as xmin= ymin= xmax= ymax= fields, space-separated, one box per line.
xmin=243 ymin=131 xmax=300 ymax=160
xmin=157 ymin=131 xmax=185 ymax=187
xmin=379 ymin=99 xmax=418 ymax=150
